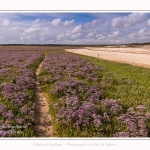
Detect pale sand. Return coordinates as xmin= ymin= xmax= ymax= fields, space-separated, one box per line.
xmin=34 ymin=55 xmax=53 ymax=137
xmin=65 ymin=47 xmax=150 ymax=68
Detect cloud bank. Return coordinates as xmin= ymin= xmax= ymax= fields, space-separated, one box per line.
xmin=0 ymin=12 xmax=150 ymax=44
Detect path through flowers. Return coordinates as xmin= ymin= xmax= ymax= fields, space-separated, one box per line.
xmin=34 ymin=55 xmax=53 ymax=137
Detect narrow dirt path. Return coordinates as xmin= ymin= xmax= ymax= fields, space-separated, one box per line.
xmin=34 ymin=55 xmax=53 ymax=137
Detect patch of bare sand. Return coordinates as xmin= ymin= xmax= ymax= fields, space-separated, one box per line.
xmin=65 ymin=47 xmax=150 ymax=68
xmin=34 ymin=55 xmax=53 ymax=137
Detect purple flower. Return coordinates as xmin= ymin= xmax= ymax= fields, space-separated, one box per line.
xmin=0 ymin=104 xmax=6 ymax=113
xmin=114 ymin=132 xmax=129 ymax=137
xmin=15 ymin=118 xmax=25 ymax=125
xmin=19 ymin=105 xmax=29 ymax=114
xmin=2 ymin=110 xmax=14 ymax=119
xmin=136 ymin=105 xmax=146 ymax=112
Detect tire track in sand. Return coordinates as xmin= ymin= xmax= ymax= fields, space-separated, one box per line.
xmin=34 ymin=54 xmax=53 ymax=137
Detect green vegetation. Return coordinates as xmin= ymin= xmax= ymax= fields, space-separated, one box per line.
xmin=78 ymin=54 xmax=150 ymax=110
xmin=39 ymin=51 xmax=150 ymax=137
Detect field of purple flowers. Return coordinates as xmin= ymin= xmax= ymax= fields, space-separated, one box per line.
xmin=39 ymin=52 xmax=150 ymax=137
xmin=0 ymin=49 xmax=150 ymax=137
xmin=0 ymin=51 xmax=43 ymax=137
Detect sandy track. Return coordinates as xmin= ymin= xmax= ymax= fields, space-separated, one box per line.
xmin=34 ymin=55 xmax=53 ymax=137
xmin=65 ymin=47 xmax=150 ymax=68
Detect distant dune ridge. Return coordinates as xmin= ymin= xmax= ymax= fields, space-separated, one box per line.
xmin=65 ymin=45 xmax=150 ymax=68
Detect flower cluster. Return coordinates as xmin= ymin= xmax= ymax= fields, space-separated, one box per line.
xmin=0 ymin=51 xmax=43 ymax=137
xmin=40 ymin=52 xmax=150 ymax=137
xmin=114 ymin=106 xmax=150 ymax=137
xmin=39 ymin=53 xmax=106 ymax=133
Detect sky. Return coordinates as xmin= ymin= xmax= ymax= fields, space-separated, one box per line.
xmin=1 ymin=12 xmax=150 ymax=45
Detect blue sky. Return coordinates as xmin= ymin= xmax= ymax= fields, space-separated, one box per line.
xmin=1 ymin=12 xmax=150 ymax=44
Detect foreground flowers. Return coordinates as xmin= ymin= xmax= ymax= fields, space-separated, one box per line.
xmin=40 ymin=52 xmax=150 ymax=137
xmin=0 ymin=51 xmax=43 ymax=137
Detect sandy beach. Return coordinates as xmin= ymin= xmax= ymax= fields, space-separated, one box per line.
xmin=65 ymin=46 xmax=150 ymax=68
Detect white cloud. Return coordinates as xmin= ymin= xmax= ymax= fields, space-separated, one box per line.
xmin=147 ymin=19 xmax=150 ymax=26
xmin=72 ymin=25 xmax=82 ymax=33
xmin=3 ymin=18 xmax=10 ymax=26
xmin=9 ymin=27 xmax=18 ymax=30
xmin=114 ymin=31 xmax=119 ymax=35
xmin=48 ymin=39 xmax=54 ymax=43
xmin=56 ymin=33 xmax=65 ymax=40
xmin=84 ymin=18 xmax=106 ymax=28
xmin=65 ymin=30 xmax=72 ymax=36
xmin=96 ymin=34 xmax=106 ymax=40
xmin=33 ymin=18 xmax=40 ymax=23
xmin=63 ymin=19 xmax=74 ymax=26
xmin=51 ymin=18 xmax=74 ymax=27
xmin=0 ymin=36 xmax=4 ymax=40
xmin=127 ymin=33 xmax=137 ymax=39
xmin=24 ymin=27 xmax=39 ymax=33
xmin=108 ymin=31 xmax=119 ymax=38
xmin=138 ymin=28 xmax=145 ymax=34
xmin=51 ymin=18 xmax=62 ymax=26
xmin=39 ymin=37 xmax=45 ymax=42
xmin=1 ymin=13 xmax=150 ymax=45
xmin=96 ymin=34 xmax=103 ymax=38
xmin=86 ymin=29 xmax=100 ymax=37
xmin=10 ymin=39 xmax=18 ymax=43
xmin=87 ymin=32 xmax=95 ymax=37
xmin=111 ymin=13 xmax=148 ymax=28
xmin=71 ymin=33 xmax=82 ymax=38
